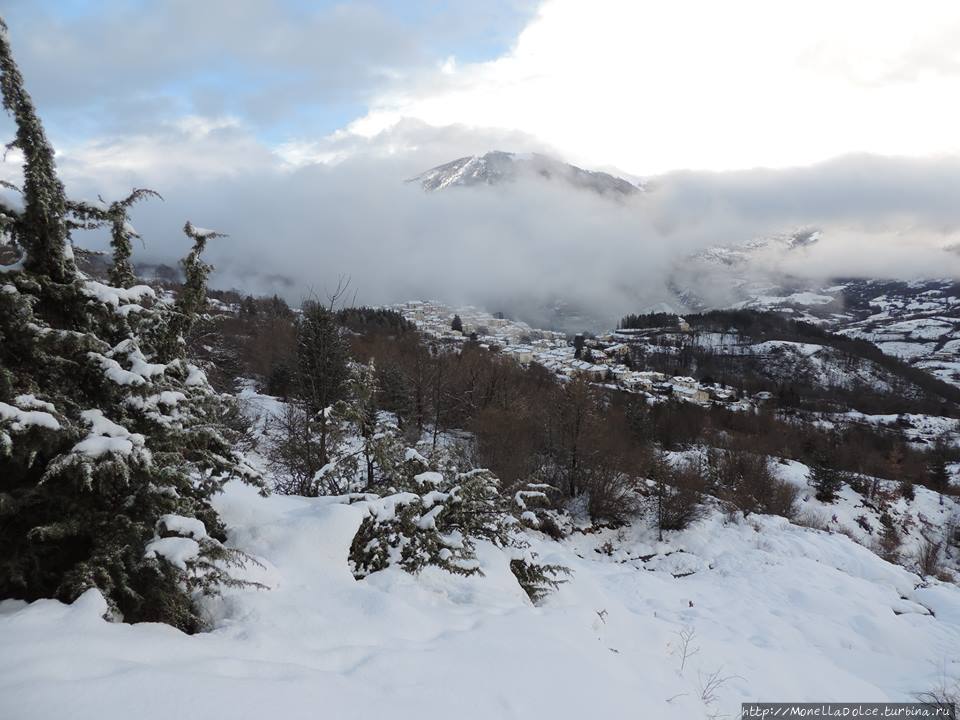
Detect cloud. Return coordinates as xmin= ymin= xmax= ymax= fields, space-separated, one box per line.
xmin=3 ymin=1 xmax=960 ymax=329
xmin=22 ymin=117 xmax=957 ymax=331
xmin=351 ymin=0 xmax=960 ymax=174
xmin=0 ymin=0 xmax=538 ymax=141
xmin=7 ymin=1 xmax=418 ymax=107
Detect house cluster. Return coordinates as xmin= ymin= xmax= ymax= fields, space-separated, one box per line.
xmin=392 ymin=301 xmax=743 ymax=408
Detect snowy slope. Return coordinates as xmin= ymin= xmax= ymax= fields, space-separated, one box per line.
xmin=2 ymin=475 xmax=960 ymax=719
xmin=3 ymin=387 xmax=959 ymax=719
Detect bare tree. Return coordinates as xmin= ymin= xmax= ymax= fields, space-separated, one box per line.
xmin=265 ymin=403 xmax=326 ymax=496
xmin=674 ymin=626 xmax=700 ymax=674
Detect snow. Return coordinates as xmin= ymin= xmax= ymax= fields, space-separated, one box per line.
xmin=413 ymin=470 xmax=444 ymax=486
xmin=71 ymin=409 xmax=145 ymax=458
xmin=13 ymin=394 xmax=55 ymax=413
xmin=838 ymin=411 xmax=959 ymax=446
xmin=773 ymin=458 xmax=960 ymax=564
xmin=2 ymin=476 xmax=960 ymax=720
xmin=89 ymin=353 xmax=146 ymax=386
xmin=404 ymin=447 xmax=429 ymax=464
xmin=750 ymin=340 xmax=823 ymax=357
xmin=89 ymin=343 xmax=168 ymax=387
xmin=876 ymin=341 xmax=937 ymax=360
xmin=184 ymin=364 xmax=208 ymax=387
xmin=144 ymin=536 xmax=200 ymax=570
xmin=189 ymin=225 xmax=221 ymax=238
xmin=0 ymin=400 xmax=60 ymax=431
xmin=740 ymin=292 xmax=835 ymax=308
xmin=158 ymin=514 xmax=207 ymax=540
xmin=72 ymin=435 xmax=138 ymax=457
xmin=81 ymin=281 xmax=155 ymax=309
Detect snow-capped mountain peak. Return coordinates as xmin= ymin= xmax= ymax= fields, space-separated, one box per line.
xmin=408 ymin=151 xmax=641 ymax=197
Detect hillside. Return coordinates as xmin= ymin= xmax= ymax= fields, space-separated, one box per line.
xmin=3 ymin=387 xmax=959 ymax=719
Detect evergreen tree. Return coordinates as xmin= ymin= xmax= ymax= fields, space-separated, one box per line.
xmin=294 ymin=300 xmax=350 ymax=466
xmin=808 ymin=455 xmax=843 ymax=503
xmin=928 ymin=442 xmax=950 ymax=506
xmin=877 ymin=513 xmax=901 ymax=564
xmin=68 ymin=189 xmax=161 ymax=288
xmin=0 ymin=19 xmax=74 ymax=282
xmin=0 ymin=23 xmax=263 ymax=631
xmin=348 ymin=457 xmax=568 ymax=604
xmin=573 ymin=334 xmax=585 ymax=359
xmin=450 ymin=314 xmax=463 ymax=332
xmin=239 ymin=296 xmax=258 ymax=320
xmin=335 ymin=361 xmax=405 ymax=491
xmin=510 ymin=556 xmax=570 ymax=604
xmin=279 ymin=360 xmax=409 ymax=497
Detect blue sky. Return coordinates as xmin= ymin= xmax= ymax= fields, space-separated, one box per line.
xmin=1 ymin=0 xmax=538 ymax=147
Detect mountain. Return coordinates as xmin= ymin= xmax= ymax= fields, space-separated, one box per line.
xmin=658 ymin=228 xmax=960 ymax=391
xmin=664 ymin=228 xmax=822 ymax=313
xmin=690 ymin=228 xmax=821 ymax=268
xmin=408 ymin=150 xmax=641 ymax=197
xmin=666 ymin=247 xmax=960 ymax=390
xmin=727 ymin=278 xmax=960 ymax=389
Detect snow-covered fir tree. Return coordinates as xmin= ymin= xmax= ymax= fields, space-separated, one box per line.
xmin=348 ymin=450 xmax=568 ymax=603
xmin=0 ymin=19 xmax=263 ymax=632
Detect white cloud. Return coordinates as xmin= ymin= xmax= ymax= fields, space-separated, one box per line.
xmin=348 ymin=0 xmax=960 ymax=174
xmin=38 ymin=116 xmax=960 ymax=328
xmin=50 ymin=116 xmax=279 ymax=197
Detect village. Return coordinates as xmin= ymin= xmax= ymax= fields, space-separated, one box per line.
xmin=390 ymin=300 xmax=751 ymax=409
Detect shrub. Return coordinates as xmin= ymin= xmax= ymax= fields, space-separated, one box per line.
xmin=916 ymin=535 xmax=944 ymax=578
xmin=584 ymin=462 xmax=642 ymax=526
xmin=876 ymin=520 xmax=901 ymax=564
xmin=713 ymin=449 xmax=799 ymax=519
xmin=899 ymin=480 xmax=916 ymax=502
xmin=654 ymin=459 xmax=706 ymax=534
xmin=348 ymin=462 xmax=569 ymax=603
xmin=765 ymin=480 xmax=801 ymax=519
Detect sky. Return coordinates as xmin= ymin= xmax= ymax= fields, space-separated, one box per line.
xmin=2 ymin=1 xmax=960 ymax=324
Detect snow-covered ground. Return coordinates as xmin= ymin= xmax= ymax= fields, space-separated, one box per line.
xmin=3 ymin=469 xmax=960 ymax=719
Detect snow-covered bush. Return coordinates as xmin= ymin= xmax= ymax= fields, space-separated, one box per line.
xmin=349 ymin=457 xmax=568 ymax=603
xmin=0 ymin=22 xmax=263 ymax=632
